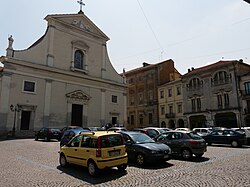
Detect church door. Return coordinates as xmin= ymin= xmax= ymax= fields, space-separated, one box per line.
xmin=71 ymin=104 xmax=83 ymax=126
xmin=20 ymin=111 xmax=31 ymax=130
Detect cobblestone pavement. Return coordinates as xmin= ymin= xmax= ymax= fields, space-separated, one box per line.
xmin=0 ymin=139 xmax=249 ymax=187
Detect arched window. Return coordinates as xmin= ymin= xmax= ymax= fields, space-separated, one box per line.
xmin=74 ymin=50 xmax=84 ymax=69
xmin=188 ymin=78 xmax=202 ymax=89
xmin=212 ymin=71 xmax=231 ymax=85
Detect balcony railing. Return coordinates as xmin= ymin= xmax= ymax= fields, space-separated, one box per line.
xmin=165 ymin=113 xmax=175 ymax=118
xmin=211 ymin=78 xmax=232 ymax=86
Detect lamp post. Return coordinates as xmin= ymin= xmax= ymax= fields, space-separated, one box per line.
xmin=10 ymin=104 xmax=21 ymax=137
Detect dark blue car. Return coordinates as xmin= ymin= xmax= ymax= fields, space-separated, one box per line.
xmin=120 ymin=131 xmax=171 ymax=166
xmin=60 ymin=128 xmax=90 ymax=146
xmin=202 ymin=129 xmax=246 ymax=147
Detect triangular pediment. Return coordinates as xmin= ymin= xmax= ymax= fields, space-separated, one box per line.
xmin=45 ymin=13 xmax=109 ymax=41
xmin=66 ymin=90 xmax=91 ymax=100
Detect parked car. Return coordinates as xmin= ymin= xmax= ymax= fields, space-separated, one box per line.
xmin=142 ymin=127 xmax=168 ymax=139
xmin=108 ymin=127 xmax=128 ymax=132
xmin=233 ymin=127 xmax=250 ymax=145
xmin=155 ymin=130 xmax=207 ymax=159
xmin=119 ymin=131 xmax=171 ymax=166
xmin=193 ymin=128 xmax=212 ymax=136
xmin=175 ymin=128 xmax=191 ymax=131
xmin=59 ymin=131 xmax=128 ymax=177
xmin=82 ymin=127 xmax=104 ymax=131
xmin=60 ymin=128 xmax=90 ymax=147
xmin=35 ymin=127 xmax=62 ymax=141
xmin=202 ymin=129 xmax=246 ymax=147
xmin=61 ymin=126 xmax=83 ymax=134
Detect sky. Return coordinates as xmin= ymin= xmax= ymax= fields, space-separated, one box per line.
xmin=0 ymin=0 xmax=250 ymax=75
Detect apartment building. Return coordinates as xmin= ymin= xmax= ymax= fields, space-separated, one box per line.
xmin=125 ymin=59 xmax=180 ymax=129
xmin=181 ymin=60 xmax=250 ymax=129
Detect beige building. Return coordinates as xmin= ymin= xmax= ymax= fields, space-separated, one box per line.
xmin=158 ymin=78 xmax=185 ymax=128
xmin=0 ymin=11 xmax=127 ymax=135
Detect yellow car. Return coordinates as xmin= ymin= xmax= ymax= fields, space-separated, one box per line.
xmin=59 ymin=131 xmax=128 ymax=177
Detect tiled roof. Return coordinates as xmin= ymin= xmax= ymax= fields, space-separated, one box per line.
xmin=182 ymin=60 xmax=238 ymax=77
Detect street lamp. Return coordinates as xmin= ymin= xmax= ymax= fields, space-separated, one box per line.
xmin=10 ymin=104 xmax=21 ymax=137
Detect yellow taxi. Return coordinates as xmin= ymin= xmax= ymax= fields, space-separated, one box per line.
xmin=59 ymin=131 xmax=128 ymax=177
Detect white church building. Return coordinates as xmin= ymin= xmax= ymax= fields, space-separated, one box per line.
xmin=0 ymin=10 xmax=127 ymax=136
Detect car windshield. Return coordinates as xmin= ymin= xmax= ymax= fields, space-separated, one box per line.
xmin=187 ymin=132 xmax=203 ymax=140
xmin=158 ymin=129 xmax=166 ymax=133
xmin=130 ymin=133 xmax=155 ymax=143
xmin=50 ymin=128 xmax=60 ymax=133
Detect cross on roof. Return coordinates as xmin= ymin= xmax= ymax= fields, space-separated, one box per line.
xmin=77 ymin=0 xmax=85 ymax=13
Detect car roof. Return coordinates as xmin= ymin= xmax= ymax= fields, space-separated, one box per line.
xmin=120 ymin=131 xmax=143 ymax=135
xmin=79 ymin=131 xmax=121 ymax=138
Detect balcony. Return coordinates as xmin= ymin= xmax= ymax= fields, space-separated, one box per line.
xmin=165 ymin=113 xmax=175 ymax=118
xmin=211 ymin=78 xmax=232 ymax=87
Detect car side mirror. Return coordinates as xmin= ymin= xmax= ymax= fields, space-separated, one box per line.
xmin=125 ymin=140 xmax=133 ymax=146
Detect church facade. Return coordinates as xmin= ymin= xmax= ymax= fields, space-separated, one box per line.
xmin=0 ymin=11 xmax=127 ymax=135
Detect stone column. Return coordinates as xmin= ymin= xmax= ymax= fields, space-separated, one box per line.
xmin=43 ymin=79 xmax=52 ymax=127
xmin=0 ymin=73 xmax=12 ymax=131
xmin=46 ymin=25 xmax=55 ymax=67
xmin=100 ymin=89 xmax=106 ymax=125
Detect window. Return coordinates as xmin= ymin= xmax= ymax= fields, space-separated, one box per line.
xmin=244 ymin=82 xmax=250 ymax=95
xmin=177 ymin=86 xmax=181 ymax=95
xmin=197 ymin=98 xmax=201 ymax=111
xmin=213 ymin=71 xmax=231 ymax=85
xmin=188 ymin=78 xmax=202 ymax=90
xmin=191 ymin=99 xmax=196 ymax=111
xmin=130 ymin=94 xmax=135 ymax=105
xmin=148 ymin=113 xmax=153 ymax=124
xmin=112 ymin=95 xmax=117 ymax=103
xmin=23 ymin=81 xmax=36 ymax=93
xmin=177 ymin=104 xmax=182 ymax=113
xmin=160 ymin=90 xmax=164 ymax=99
xmin=138 ymin=92 xmax=143 ymax=104
xmin=148 ymin=90 xmax=153 ymax=101
xmin=160 ymin=105 xmax=165 ymax=115
xmin=169 ymin=105 xmax=173 ymax=114
xmin=168 ymin=89 xmax=172 ymax=97
xmin=139 ymin=114 xmax=143 ymax=125
xmin=217 ymin=94 xmax=222 ymax=108
xmin=131 ymin=115 xmax=134 ymax=125
xmin=224 ymin=93 xmax=229 ymax=106
xmin=74 ymin=50 xmax=84 ymax=69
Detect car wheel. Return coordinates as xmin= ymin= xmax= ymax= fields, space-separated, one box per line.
xmin=181 ymin=149 xmax=192 ymax=159
xmin=207 ymin=142 xmax=212 ymax=146
xmin=117 ymin=164 xmax=127 ymax=171
xmin=195 ymin=153 xmax=204 ymax=158
xmin=231 ymin=140 xmax=239 ymax=147
xmin=35 ymin=136 xmax=38 ymax=141
xmin=59 ymin=154 xmax=68 ymax=167
xmin=88 ymin=161 xmax=98 ymax=177
xmin=136 ymin=154 xmax=145 ymax=166
xmin=44 ymin=136 xmax=50 ymax=142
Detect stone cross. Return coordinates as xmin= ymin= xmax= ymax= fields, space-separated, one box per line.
xmin=77 ymin=0 xmax=85 ymax=12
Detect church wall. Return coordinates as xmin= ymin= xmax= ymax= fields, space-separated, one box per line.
xmin=14 ymin=32 xmax=48 ymax=66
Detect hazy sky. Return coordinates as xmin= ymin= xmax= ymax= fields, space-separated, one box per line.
xmin=0 ymin=0 xmax=250 ymax=74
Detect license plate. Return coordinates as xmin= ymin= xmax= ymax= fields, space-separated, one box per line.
xmin=109 ymin=150 xmax=120 ymax=156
